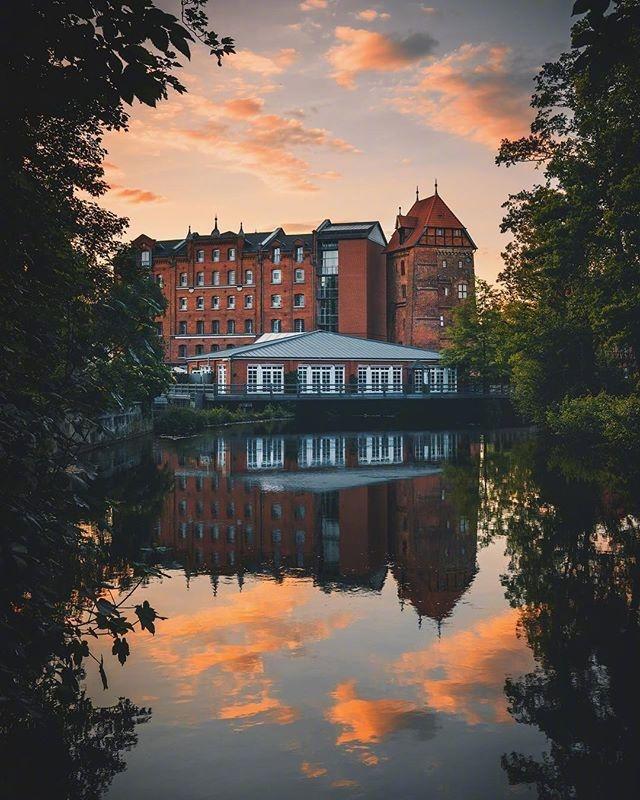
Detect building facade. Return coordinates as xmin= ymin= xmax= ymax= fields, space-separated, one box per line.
xmin=135 ymin=187 xmax=475 ymax=364
xmin=385 ymin=188 xmax=477 ymax=349
xmin=135 ymin=218 xmax=386 ymax=365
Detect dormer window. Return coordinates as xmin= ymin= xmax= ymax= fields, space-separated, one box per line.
xmin=295 ymin=245 xmax=304 ymax=263
xmin=273 ymin=247 xmax=281 ymax=264
xmin=141 ymin=250 xmax=151 ymax=266
xmin=196 ymin=249 xmax=205 ymax=263
xmin=228 ymin=247 xmax=236 ymax=261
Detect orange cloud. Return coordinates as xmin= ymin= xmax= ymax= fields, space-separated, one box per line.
xmin=327 ymin=27 xmax=437 ymax=89
xmin=300 ymin=0 xmax=328 ymax=10
xmin=300 ymin=762 xmax=328 ymax=779
xmin=356 ymin=9 xmax=390 ymax=21
xmin=390 ymin=43 xmax=532 ymax=148
xmin=392 ymin=609 xmax=534 ymax=725
xmin=325 ymin=679 xmax=436 ymax=767
xmin=222 ymin=97 xmax=265 ymax=118
xmin=230 ymin=48 xmax=298 ymax=76
xmin=109 ymin=184 xmax=166 ymax=204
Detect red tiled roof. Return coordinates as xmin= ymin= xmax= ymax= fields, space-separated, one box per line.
xmin=386 ymin=193 xmax=468 ymax=253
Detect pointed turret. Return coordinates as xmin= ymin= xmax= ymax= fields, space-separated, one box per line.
xmin=211 ymin=215 xmax=219 ymax=237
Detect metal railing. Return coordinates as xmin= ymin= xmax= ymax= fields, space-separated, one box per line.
xmin=164 ymin=381 xmax=511 ymax=399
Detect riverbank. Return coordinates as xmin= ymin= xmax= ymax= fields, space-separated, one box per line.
xmin=154 ymin=404 xmax=293 ymax=436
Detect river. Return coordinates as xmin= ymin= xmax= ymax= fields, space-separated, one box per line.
xmin=75 ymin=426 xmax=640 ymax=799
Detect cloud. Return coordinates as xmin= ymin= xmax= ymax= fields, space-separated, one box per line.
xmin=300 ymin=762 xmax=328 ymax=779
xmin=356 ymin=9 xmax=390 ymax=21
xmin=300 ymin=0 xmax=328 ymax=10
xmin=325 ymin=679 xmax=437 ymax=767
xmin=222 ymin=97 xmax=265 ymax=118
xmin=122 ymin=89 xmax=360 ymax=193
xmin=108 ymin=184 xmax=166 ymax=204
xmin=229 ymin=48 xmax=298 ymax=76
xmin=392 ymin=609 xmax=534 ymax=725
xmin=326 ymin=27 xmax=438 ymax=89
xmin=390 ymin=43 xmax=533 ymax=148
xmin=421 ymin=5 xmax=438 ymax=13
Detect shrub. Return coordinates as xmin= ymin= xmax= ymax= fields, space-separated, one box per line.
xmin=547 ymin=393 xmax=640 ymax=451
xmin=154 ymin=407 xmax=207 ymax=436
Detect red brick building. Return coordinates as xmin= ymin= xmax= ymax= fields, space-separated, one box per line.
xmin=385 ymin=186 xmax=477 ymax=349
xmin=135 ymin=187 xmax=475 ymax=364
xmin=134 ymin=218 xmax=386 ymax=365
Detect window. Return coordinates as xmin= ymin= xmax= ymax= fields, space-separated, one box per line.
xmin=178 ymin=321 xmax=187 ymax=335
xmin=244 ymin=269 xmax=253 ymax=285
xmin=444 ymin=286 xmax=450 ymax=297
xmin=458 ymin=283 xmax=468 ymax=299
xmin=213 ymin=270 xmax=220 ymax=285
xmin=271 ymin=294 xmax=281 ymax=308
xmin=244 ymin=294 xmax=253 ymax=309
xmin=318 ymin=244 xmax=339 ymax=331
xmin=401 ymin=285 xmax=406 ymax=299
xmin=294 ymin=318 xmax=304 ymax=332
xmin=442 ymin=260 xmax=447 ymax=269
xmin=227 ymin=295 xmax=236 ymax=309
xmin=271 ymin=319 xmax=282 ymax=333
xmin=211 ymin=320 xmax=220 ymax=334
xmin=212 ymin=248 xmax=220 ymax=262
xmin=178 ymin=344 xmax=187 ymax=358
xmin=155 ymin=274 xmax=163 ymax=288
xmin=271 ymin=503 xmax=282 ymax=520
xmin=227 ymin=320 xmax=235 ymax=334
xmin=436 ymin=227 xmax=443 ymax=236
xmin=295 ymin=505 xmax=306 ymax=519
xmin=273 ymin=246 xmax=281 ymax=264
xmin=179 ymin=272 xmax=188 ymax=287
xmin=458 ymin=259 xmax=463 ymax=269
xmin=298 ymin=365 xmax=345 ymax=394
xmin=357 ymin=365 xmax=403 ymax=393
xmin=244 ymin=503 xmax=253 ymax=519
xmin=196 ymin=271 xmax=204 ymax=286
xmin=271 ymin=269 xmax=282 ymax=284
xmin=272 ymin=530 xmax=282 ymax=544
xmin=227 ymin=269 xmax=236 ymax=285
xmin=155 ymin=322 xmax=163 ymax=336
xmin=295 ymin=245 xmax=304 ymax=263
xmin=196 ymin=296 xmax=204 ymax=310
xmin=195 ymin=344 xmax=204 ymax=355
xmin=244 ymin=319 xmax=254 ymax=334
xmin=141 ymin=250 xmax=151 ymax=266
xmin=212 ymin=344 xmax=219 ymax=351
xmin=196 ymin=320 xmax=204 ymax=334
xmin=439 ymin=315 xmax=445 ymax=327
xmin=454 ymin=229 xmax=461 ymax=237
xmin=179 ymin=297 xmax=187 ymax=311
xmin=400 ymin=260 xmax=405 ymax=276
xmin=212 ymin=295 xmax=220 ymax=309
xmin=294 ymin=268 xmax=304 ymax=283
xmin=228 ymin=247 xmax=236 ymax=261
xmin=247 ymin=364 xmax=284 ymax=394
xmin=196 ymin=249 xmax=205 ymax=263
xmin=294 ymin=294 xmax=305 ymax=308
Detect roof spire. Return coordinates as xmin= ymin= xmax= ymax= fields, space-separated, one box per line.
xmin=211 ymin=214 xmax=219 ymax=237
xmin=434 ymin=178 xmax=438 ymax=195
xmin=416 ymin=185 xmax=419 ymax=202
xmin=187 ymin=224 xmax=191 ymax=237
xmin=239 ymin=221 xmax=244 ymax=235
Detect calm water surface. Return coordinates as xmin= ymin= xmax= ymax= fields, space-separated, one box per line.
xmin=82 ymin=428 xmax=640 ymax=799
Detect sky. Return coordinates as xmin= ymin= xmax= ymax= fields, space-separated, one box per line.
xmin=102 ymin=0 xmax=575 ymax=283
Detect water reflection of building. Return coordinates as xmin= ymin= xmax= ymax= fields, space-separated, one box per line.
xmin=153 ymin=432 xmax=478 ymax=623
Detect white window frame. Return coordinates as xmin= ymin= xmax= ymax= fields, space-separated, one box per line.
xmin=298 ymin=435 xmax=345 ymax=468
xmin=228 ymin=248 xmax=236 ymax=261
xmin=196 ymin=271 xmax=204 ymax=286
xmin=227 ymin=295 xmax=236 ymax=309
xmin=357 ymin=365 xmax=403 ymax=394
xmin=179 ymin=272 xmax=188 ymax=287
xmin=271 ymin=319 xmax=281 ymax=333
xmin=271 ymin=294 xmax=282 ymax=308
xmin=294 ymin=293 xmax=305 ymax=308
xmin=244 ymin=294 xmax=253 ymax=308
xmin=357 ymin=434 xmax=403 ymax=465
xmin=213 ymin=249 xmax=220 ymax=262
xmin=294 ymin=267 xmax=304 ymax=283
xmin=458 ymin=283 xmax=468 ymax=299
xmin=297 ymin=364 xmax=345 ymax=394
xmin=273 ymin=247 xmax=281 ymax=264
xmin=271 ymin=269 xmax=282 ymax=284
xmin=141 ymin=250 xmax=151 ymax=266
xmin=213 ymin=270 xmax=220 ymax=285
xmin=217 ymin=362 xmax=228 ymax=394
xmin=247 ymin=364 xmax=284 ymax=394
xmin=196 ymin=249 xmax=205 ymax=263
xmin=294 ymin=318 xmax=304 ymax=332
xmin=196 ymin=296 xmax=204 ymax=310
xmin=295 ymin=246 xmax=304 ymax=263
xmin=212 ymin=295 xmax=220 ymax=309
xmin=244 ymin=269 xmax=254 ymax=285
xmin=246 ymin=437 xmax=284 ymax=470
xmin=179 ymin=297 xmax=188 ymax=311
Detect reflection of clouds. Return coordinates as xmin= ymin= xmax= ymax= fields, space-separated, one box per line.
xmin=393 ymin=609 xmax=533 ymax=725
xmin=326 ymin=679 xmax=437 ymax=765
xmin=140 ymin=579 xmax=355 ymax=728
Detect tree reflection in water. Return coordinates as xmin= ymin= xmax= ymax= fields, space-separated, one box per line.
xmin=0 ymin=439 xmax=171 ymax=800
xmin=487 ymin=439 xmax=640 ymax=797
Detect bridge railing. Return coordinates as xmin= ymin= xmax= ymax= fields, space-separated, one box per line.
xmin=163 ymin=381 xmax=511 ymax=399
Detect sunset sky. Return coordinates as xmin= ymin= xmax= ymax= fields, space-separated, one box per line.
xmin=102 ymin=0 xmax=575 ymax=282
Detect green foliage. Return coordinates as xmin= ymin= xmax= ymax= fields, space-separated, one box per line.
xmin=442 ymin=278 xmax=510 ymax=389
xmin=547 ymin=391 xmax=640 ymax=450
xmin=479 ymin=0 xmax=640 ymax=425
xmin=154 ymin=404 xmax=293 ymax=435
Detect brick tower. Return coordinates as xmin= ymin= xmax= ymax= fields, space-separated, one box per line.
xmin=385 ymin=184 xmax=476 ymax=350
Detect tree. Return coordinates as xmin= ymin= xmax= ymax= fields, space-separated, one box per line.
xmin=0 ymin=0 xmax=233 ymax=719
xmin=493 ymin=0 xmax=640 ymax=425
xmin=442 ymin=278 xmax=510 ymax=391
